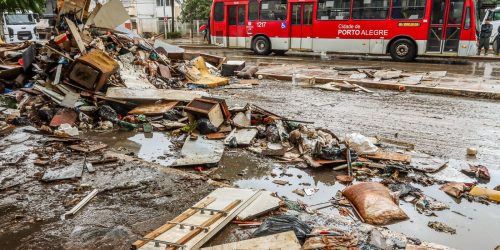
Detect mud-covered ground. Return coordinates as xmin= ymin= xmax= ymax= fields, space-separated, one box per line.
xmin=0 ymin=128 xmax=215 ymax=249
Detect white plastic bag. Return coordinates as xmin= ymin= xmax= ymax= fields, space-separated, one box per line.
xmin=345 ymin=133 xmax=378 ymax=154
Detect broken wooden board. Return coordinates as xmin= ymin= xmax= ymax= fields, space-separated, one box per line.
xmin=201 ymin=231 xmax=300 ymax=250
xmin=362 ymin=151 xmax=411 ymax=163
xmin=206 ymin=133 xmax=226 ymax=140
xmin=171 ymin=137 xmax=225 ymax=167
xmin=236 ymin=191 xmax=281 ymax=221
xmin=69 ymin=141 xmax=107 ymax=153
xmin=128 ymin=101 xmax=178 ymax=116
xmin=136 ymin=188 xmax=262 ymax=250
xmin=224 ymin=128 xmax=258 ymax=146
xmin=106 ymin=87 xmax=205 ymax=102
xmin=65 ymin=17 xmax=86 ymax=54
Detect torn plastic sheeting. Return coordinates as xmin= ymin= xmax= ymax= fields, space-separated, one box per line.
xmin=253 ymin=215 xmax=312 ymax=242
xmin=342 ymin=182 xmax=408 ymax=225
xmin=184 ymin=57 xmax=229 ymax=88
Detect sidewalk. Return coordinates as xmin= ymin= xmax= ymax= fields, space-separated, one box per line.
xmin=255 ymin=63 xmax=500 ymax=100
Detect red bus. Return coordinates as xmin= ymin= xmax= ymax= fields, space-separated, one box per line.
xmin=210 ymin=0 xmax=478 ymax=61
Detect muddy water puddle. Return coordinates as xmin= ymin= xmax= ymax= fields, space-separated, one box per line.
xmin=86 ymin=130 xmax=500 ymax=249
xmin=84 ymin=131 xmax=177 ymax=166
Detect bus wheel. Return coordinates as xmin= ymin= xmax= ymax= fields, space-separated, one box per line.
xmin=253 ymin=36 xmax=271 ymax=55
xmin=273 ymin=50 xmax=287 ymax=55
xmin=390 ymin=38 xmax=416 ymax=62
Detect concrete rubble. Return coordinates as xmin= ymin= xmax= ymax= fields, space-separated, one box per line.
xmin=0 ymin=1 xmax=499 ymax=249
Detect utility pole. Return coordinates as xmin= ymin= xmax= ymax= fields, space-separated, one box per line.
xmin=170 ymin=0 xmax=175 ymax=32
xmin=163 ymin=0 xmax=167 ymax=36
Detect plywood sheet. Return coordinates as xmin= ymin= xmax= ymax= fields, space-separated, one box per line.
xmin=236 ymin=191 xmax=281 ymax=220
xmin=201 ymin=231 xmax=301 ymax=250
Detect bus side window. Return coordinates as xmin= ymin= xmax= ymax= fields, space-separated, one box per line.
xmin=464 ymin=7 xmax=470 ymax=30
xmin=317 ymin=0 xmax=351 ymax=20
xmin=260 ymin=0 xmax=288 ymax=21
xmin=352 ymin=0 xmax=390 ymax=20
xmin=391 ymin=0 xmax=426 ymax=20
xmin=214 ymin=2 xmax=225 ymax=22
xmin=249 ymin=0 xmax=259 ymax=21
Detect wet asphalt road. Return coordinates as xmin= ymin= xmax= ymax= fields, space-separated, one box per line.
xmin=211 ymin=80 xmax=500 ymax=169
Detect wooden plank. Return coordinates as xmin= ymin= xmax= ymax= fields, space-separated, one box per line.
xmin=128 ymin=101 xmax=179 ymax=116
xmin=166 ymin=200 xmax=242 ymax=250
xmin=65 ymin=17 xmax=86 ymax=54
xmin=132 ymin=197 xmax=216 ymax=249
xmin=106 ymin=87 xmax=205 ymax=102
xmin=362 ymin=151 xmax=411 ymax=163
xmin=201 ymin=231 xmax=301 ymax=250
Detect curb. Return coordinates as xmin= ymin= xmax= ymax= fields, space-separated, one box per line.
xmin=258 ymin=73 xmax=500 ymax=100
xmin=173 ymin=44 xmax=500 ymax=62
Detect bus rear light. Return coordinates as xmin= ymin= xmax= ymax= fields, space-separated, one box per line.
xmin=462 ymin=45 xmax=467 ymax=48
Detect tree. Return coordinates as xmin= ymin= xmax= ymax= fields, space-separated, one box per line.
xmin=0 ymin=0 xmax=45 ymax=13
xmin=180 ymin=0 xmax=212 ymax=24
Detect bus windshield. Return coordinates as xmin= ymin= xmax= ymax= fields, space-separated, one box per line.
xmin=5 ymin=14 xmax=35 ymax=25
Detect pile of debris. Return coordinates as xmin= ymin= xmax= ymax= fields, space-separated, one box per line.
xmin=0 ymin=0 xmax=235 ymax=139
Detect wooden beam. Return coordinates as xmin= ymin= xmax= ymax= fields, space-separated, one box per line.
xmin=131 ymin=197 xmax=216 ymax=250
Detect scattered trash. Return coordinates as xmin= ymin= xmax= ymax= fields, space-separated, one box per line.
xmin=440 ymin=183 xmax=467 ymax=198
xmin=303 ymin=227 xmax=357 ymax=250
xmin=427 ymin=221 xmax=456 ymax=234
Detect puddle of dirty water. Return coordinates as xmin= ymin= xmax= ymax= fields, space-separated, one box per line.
xmin=214 ymin=151 xmax=500 ymax=250
xmin=84 ymin=131 xmax=177 ymax=166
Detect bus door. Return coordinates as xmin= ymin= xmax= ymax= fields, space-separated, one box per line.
xmin=290 ymin=2 xmax=314 ymax=50
xmin=426 ymin=0 xmax=465 ymax=53
xmin=228 ymin=5 xmax=246 ymax=48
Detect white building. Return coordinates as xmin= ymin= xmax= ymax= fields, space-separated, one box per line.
xmin=130 ymin=0 xmax=183 ymax=34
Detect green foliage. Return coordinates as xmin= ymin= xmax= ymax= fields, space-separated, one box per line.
xmin=167 ymin=31 xmax=182 ymax=39
xmin=180 ymin=0 xmax=212 ymax=23
xmin=0 ymin=0 xmax=45 ymax=13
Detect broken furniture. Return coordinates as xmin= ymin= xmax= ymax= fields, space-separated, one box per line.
xmin=185 ymin=98 xmax=225 ymax=128
xmin=67 ymin=50 xmax=119 ymax=92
